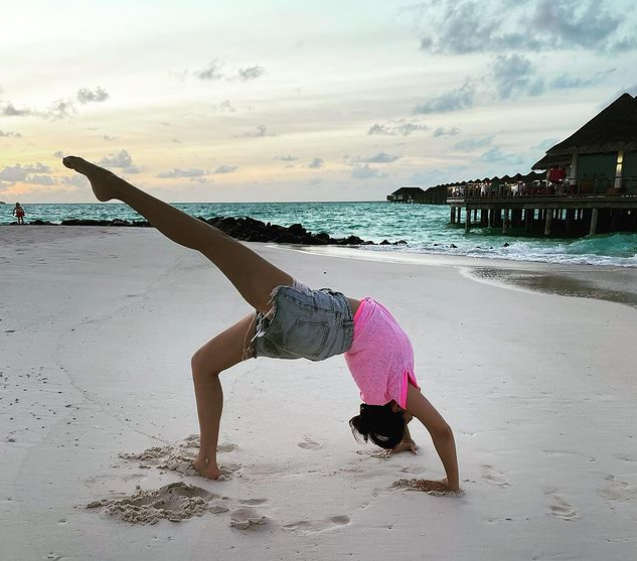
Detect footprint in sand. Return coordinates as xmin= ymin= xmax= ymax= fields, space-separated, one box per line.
xmin=218 ymin=442 xmax=239 ymax=453
xmin=240 ymin=498 xmax=268 ymax=506
xmin=545 ymin=492 xmax=577 ymax=521
xmin=481 ymin=465 xmax=509 ymax=488
xmin=298 ymin=436 xmax=325 ymax=450
xmin=229 ymin=506 xmax=268 ymax=530
xmin=118 ymin=439 xmax=241 ymax=479
xmin=282 ymin=515 xmax=351 ymax=535
xmin=598 ymin=476 xmax=637 ymax=501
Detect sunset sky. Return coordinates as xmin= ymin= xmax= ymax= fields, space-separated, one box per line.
xmin=1 ymin=0 xmax=636 ymax=202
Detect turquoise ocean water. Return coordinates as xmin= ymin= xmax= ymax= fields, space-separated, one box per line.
xmin=2 ymin=201 xmax=636 ymax=268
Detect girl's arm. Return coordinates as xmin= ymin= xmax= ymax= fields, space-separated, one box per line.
xmin=405 ymin=384 xmax=459 ymax=491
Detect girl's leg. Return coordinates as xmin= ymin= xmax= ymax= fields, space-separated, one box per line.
xmin=62 ymin=156 xmax=292 ymax=313
xmin=190 ymin=313 xmax=255 ymax=479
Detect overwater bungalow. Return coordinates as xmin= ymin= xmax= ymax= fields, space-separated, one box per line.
xmin=446 ymin=93 xmax=637 ymax=236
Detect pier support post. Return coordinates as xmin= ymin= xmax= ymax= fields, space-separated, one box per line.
xmin=565 ymin=209 xmax=574 ymax=233
xmin=465 ymin=207 xmax=471 ymax=233
xmin=590 ymin=208 xmax=599 ymax=235
xmin=451 ymin=207 xmax=456 ymax=224
xmin=503 ymin=209 xmax=510 ymax=235
xmin=544 ymin=209 xmax=553 ymax=236
xmin=525 ymin=209 xmax=533 ymax=232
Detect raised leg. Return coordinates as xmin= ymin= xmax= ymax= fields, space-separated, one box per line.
xmin=191 ymin=313 xmax=256 ymax=479
xmin=62 ymin=156 xmax=292 ymax=313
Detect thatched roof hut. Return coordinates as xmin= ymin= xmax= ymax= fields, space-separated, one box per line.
xmin=533 ymin=93 xmax=637 ymax=169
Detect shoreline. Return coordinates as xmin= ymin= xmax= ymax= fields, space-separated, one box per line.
xmin=3 ymin=224 xmax=637 ymax=308
xmin=293 ymin=243 xmax=637 ymax=309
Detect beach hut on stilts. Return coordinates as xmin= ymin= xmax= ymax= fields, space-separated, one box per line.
xmin=445 ymin=93 xmax=637 ymax=237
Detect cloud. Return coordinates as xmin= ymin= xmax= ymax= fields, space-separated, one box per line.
xmin=216 ymin=100 xmax=236 ymax=113
xmin=43 ymin=99 xmax=77 ymax=120
xmin=103 ymin=135 xmax=117 ymax=141
xmin=2 ymin=103 xmax=33 ymax=117
xmin=157 ymin=168 xmax=207 ymax=179
xmin=195 ymin=61 xmax=266 ymax=82
xmin=213 ymin=165 xmax=238 ymax=174
xmin=351 ymin=164 xmax=388 ymax=180
xmin=367 ymin=119 xmax=429 ymax=136
xmin=528 ymin=0 xmax=628 ymax=52
xmin=355 ymin=152 xmax=400 ymax=164
xmin=433 ymin=126 xmax=460 ymax=137
xmin=243 ymin=125 xmax=274 ymax=137
xmin=98 ymin=149 xmax=142 ymax=173
xmin=237 ymin=65 xmax=266 ymax=81
xmin=454 ymin=135 xmax=494 ymax=152
xmin=410 ymin=0 xmax=636 ymax=54
xmin=53 ymin=151 xmax=65 ymax=158
xmin=0 ymin=130 xmax=22 ymax=138
xmin=308 ymin=157 xmax=324 ymax=169
xmin=479 ymin=146 xmax=524 ymax=166
xmin=491 ymin=54 xmax=545 ymax=100
xmin=0 ymin=163 xmax=52 ymax=184
xmin=550 ymin=68 xmax=616 ymax=89
xmin=24 ymin=174 xmax=56 ymax=185
xmin=275 ymin=155 xmax=298 ymax=162
xmin=195 ymin=60 xmax=225 ymax=80
xmin=61 ymin=174 xmax=90 ymax=188
xmin=414 ymin=81 xmax=476 ymax=114
xmin=77 ymin=87 xmax=109 ymax=104
xmin=534 ymin=138 xmax=560 ymax=152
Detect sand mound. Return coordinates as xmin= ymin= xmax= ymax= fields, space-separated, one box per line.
xmin=87 ymin=482 xmax=217 ymax=525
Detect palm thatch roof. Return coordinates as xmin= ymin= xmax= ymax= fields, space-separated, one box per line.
xmin=533 ymin=94 xmax=637 ymax=169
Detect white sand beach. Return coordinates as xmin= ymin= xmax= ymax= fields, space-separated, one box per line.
xmin=1 ymin=226 xmax=636 ymax=561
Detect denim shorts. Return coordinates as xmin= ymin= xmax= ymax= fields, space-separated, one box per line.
xmin=250 ymin=280 xmax=354 ymax=362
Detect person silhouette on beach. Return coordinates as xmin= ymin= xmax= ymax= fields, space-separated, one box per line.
xmin=12 ymin=202 xmax=25 ymax=225
xmin=62 ymin=156 xmax=460 ymax=494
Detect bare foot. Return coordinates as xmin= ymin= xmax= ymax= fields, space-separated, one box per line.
xmin=192 ymin=456 xmax=221 ymax=480
xmin=62 ymin=156 xmax=120 ymax=202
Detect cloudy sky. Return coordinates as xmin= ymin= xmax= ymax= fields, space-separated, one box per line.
xmin=1 ymin=0 xmax=636 ymax=203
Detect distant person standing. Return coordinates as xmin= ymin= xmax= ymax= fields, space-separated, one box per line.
xmin=12 ymin=202 xmax=25 ymax=225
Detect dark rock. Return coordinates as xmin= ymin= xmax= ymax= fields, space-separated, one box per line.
xmin=380 ymin=239 xmax=391 ymax=245
xmin=450 ymin=244 xmax=458 ymax=249
xmin=394 ymin=240 xmax=407 ymax=245
xmin=288 ymin=223 xmax=307 ymax=236
xmin=503 ymin=242 xmax=510 ymax=247
xmin=60 ymin=219 xmax=110 ymax=226
xmin=29 ymin=220 xmax=53 ymax=225
xmin=336 ymin=235 xmax=364 ymax=246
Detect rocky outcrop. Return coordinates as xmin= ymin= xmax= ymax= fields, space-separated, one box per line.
xmin=26 ymin=215 xmax=407 ymax=246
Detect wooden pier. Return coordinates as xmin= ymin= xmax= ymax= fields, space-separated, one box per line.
xmin=448 ymin=186 xmax=637 ymax=236
xmin=447 ymin=93 xmax=637 ymax=237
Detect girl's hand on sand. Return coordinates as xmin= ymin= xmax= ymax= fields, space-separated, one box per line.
xmin=192 ymin=456 xmax=221 ymax=480
xmin=388 ymin=438 xmax=419 ymax=455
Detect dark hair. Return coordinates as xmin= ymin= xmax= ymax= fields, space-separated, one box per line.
xmin=349 ymin=403 xmax=405 ymax=450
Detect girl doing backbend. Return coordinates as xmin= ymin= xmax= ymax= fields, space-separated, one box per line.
xmin=63 ymin=156 xmax=460 ymax=494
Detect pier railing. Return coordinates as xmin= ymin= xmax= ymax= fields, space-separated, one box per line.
xmin=447 ymin=176 xmax=637 ymax=202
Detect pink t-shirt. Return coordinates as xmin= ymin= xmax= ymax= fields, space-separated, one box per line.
xmin=344 ymin=298 xmax=419 ymax=409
